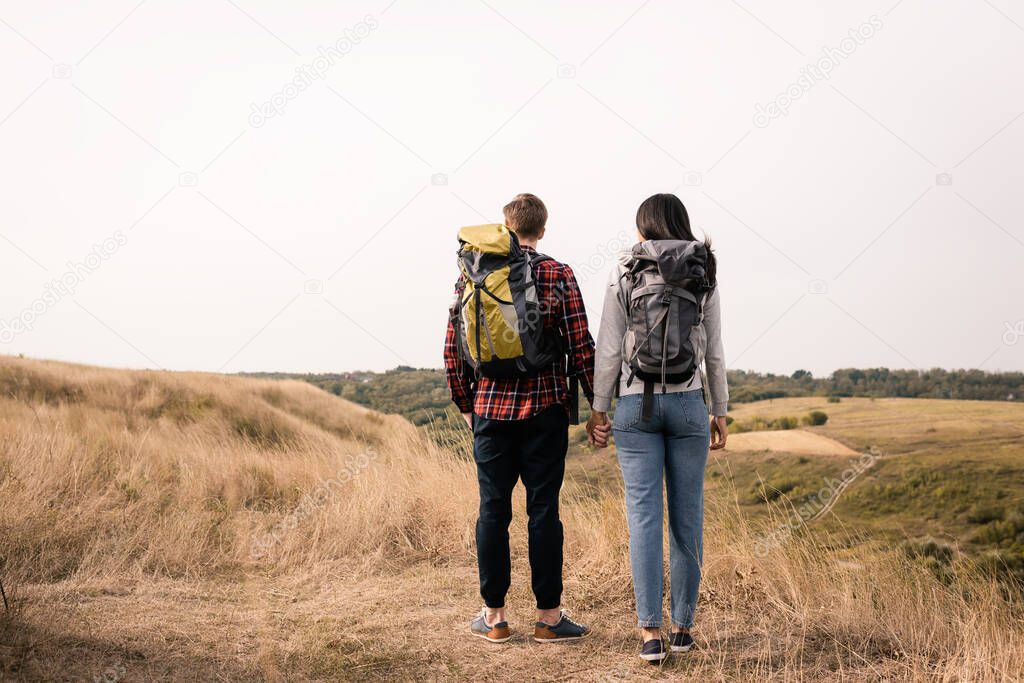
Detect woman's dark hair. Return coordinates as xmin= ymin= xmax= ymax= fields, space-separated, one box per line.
xmin=636 ymin=193 xmax=716 ymax=283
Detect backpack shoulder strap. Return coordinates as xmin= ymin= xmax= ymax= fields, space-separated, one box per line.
xmin=697 ymin=281 xmax=716 ymax=323
xmin=529 ymin=251 xmax=554 ymax=265
xmin=615 ymin=268 xmax=632 ymax=311
xmin=529 ymin=252 xmax=562 ymax=298
xmin=449 ymin=276 xmax=466 ymax=316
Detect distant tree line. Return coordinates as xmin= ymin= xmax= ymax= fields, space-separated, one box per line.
xmin=243 ymin=367 xmax=1022 ymax=424
xmin=729 ymin=368 xmax=1023 ymax=404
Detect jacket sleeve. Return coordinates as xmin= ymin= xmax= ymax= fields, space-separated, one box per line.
xmin=702 ymin=287 xmax=729 ymax=416
xmin=559 ymin=265 xmax=596 ymax=404
xmin=443 ymin=280 xmax=475 ymax=414
xmin=593 ymin=263 xmax=627 ymax=412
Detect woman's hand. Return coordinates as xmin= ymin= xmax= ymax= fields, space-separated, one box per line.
xmin=586 ymin=411 xmax=611 ymax=448
xmin=710 ymin=415 xmax=728 ymax=450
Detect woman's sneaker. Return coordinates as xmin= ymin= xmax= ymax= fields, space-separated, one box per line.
xmin=640 ymin=638 xmax=668 ymax=662
xmin=470 ymin=609 xmax=511 ymax=643
xmin=670 ymin=631 xmax=694 ymax=652
xmin=533 ymin=610 xmax=590 ymax=643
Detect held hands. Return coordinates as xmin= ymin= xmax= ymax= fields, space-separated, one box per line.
xmin=710 ymin=415 xmax=728 ymax=450
xmin=586 ymin=411 xmax=611 ymax=449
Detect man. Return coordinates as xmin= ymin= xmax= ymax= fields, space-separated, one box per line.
xmin=444 ymin=193 xmax=610 ymax=643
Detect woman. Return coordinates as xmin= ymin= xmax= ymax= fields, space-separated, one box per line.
xmin=587 ymin=193 xmax=728 ymax=663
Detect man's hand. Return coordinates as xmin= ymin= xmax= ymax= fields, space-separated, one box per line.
xmin=462 ymin=412 xmax=473 ymax=430
xmin=586 ymin=411 xmax=611 ymax=448
xmin=710 ymin=415 xmax=728 ymax=450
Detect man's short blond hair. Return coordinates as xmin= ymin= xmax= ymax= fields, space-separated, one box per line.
xmin=503 ymin=193 xmax=547 ymax=239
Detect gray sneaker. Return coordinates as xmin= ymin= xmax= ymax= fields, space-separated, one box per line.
xmin=533 ymin=610 xmax=590 ymax=643
xmin=470 ymin=609 xmax=511 ymax=643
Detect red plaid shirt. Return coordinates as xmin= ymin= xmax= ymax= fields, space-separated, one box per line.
xmin=444 ymin=247 xmax=596 ymax=421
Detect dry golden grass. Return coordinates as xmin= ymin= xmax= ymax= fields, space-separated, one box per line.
xmin=1 ymin=355 xmax=1022 ymax=681
xmin=726 ymin=395 xmax=1024 ymax=456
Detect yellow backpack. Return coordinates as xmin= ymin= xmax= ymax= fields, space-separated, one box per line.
xmin=450 ymin=224 xmax=562 ymax=379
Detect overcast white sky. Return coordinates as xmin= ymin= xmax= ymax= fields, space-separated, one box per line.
xmin=1 ymin=0 xmax=1022 ymax=376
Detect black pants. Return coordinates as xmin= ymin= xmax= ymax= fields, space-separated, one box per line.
xmin=473 ymin=405 xmax=568 ymax=610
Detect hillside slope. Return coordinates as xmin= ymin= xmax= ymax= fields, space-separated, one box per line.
xmin=1 ymin=357 xmax=1022 ymax=681
xmin=721 ymin=397 xmax=1024 ymax=570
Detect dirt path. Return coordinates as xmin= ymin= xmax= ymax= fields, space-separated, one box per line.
xmin=5 ymin=571 xmax=708 ymax=681
xmin=4 ymin=559 xmax=902 ymax=682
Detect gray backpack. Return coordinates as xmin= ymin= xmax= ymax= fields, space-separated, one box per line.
xmin=621 ymin=240 xmax=714 ymax=420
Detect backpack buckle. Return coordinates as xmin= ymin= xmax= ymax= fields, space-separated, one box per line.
xmin=661 ymin=286 xmax=674 ymax=305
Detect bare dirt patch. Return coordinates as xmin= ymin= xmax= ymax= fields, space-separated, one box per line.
xmin=727 ymin=429 xmax=860 ymax=456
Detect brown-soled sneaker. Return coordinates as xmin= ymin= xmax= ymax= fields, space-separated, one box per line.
xmin=470 ymin=609 xmax=512 ymax=643
xmin=533 ymin=610 xmax=590 ymax=643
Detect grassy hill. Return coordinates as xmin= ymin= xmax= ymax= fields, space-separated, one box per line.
xmin=244 ymin=368 xmax=456 ymax=426
xmin=710 ymin=397 xmax=1024 ymax=579
xmin=2 ymin=356 xmax=1023 ymax=681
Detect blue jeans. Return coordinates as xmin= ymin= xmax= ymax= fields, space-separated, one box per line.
xmin=613 ymin=390 xmax=709 ymax=629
